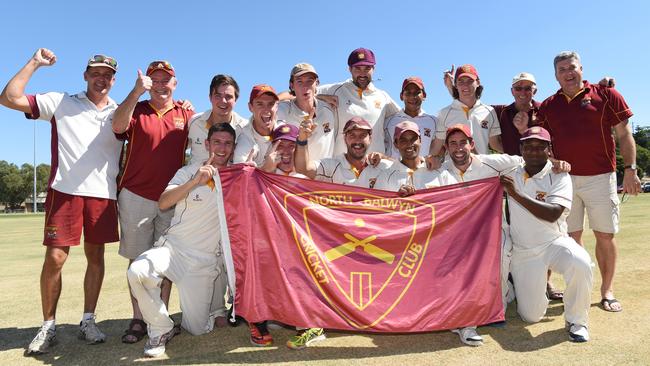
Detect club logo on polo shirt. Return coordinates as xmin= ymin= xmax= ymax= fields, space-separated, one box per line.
xmin=480 ymin=119 xmax=489 ymax=129
xmin=535 ymin=191 xmax=547 ymax=202
xmin=368 ymin=177 xmax=377 ymax=188
xmin=193 ymin=193 xmax=203 ymax=202
xmin=346 ymin=99 xmax=352 ymax=106
xmin=374 ymin=100 xmax=381 ymax=109
xmin=285 ymin=191 xmax=434 ymax=329
xmin=423 ymin=128 xmax=431 ymax=137
xmin=323 ymin=122 xmax=331 ymax=133
xmin=194 ymin=137 xmax=202 ymax=145
xmin=174 ymin=117 xmax=185 ymax=129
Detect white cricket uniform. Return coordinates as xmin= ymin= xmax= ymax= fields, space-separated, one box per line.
xmin=187 ymin=110 xmax=248 ymax=165
xmin=318 ymin=80 xmax=399 ymax=156
xmin=384 ymin=110 xmax=437 ymax=159
xmin=506 ymin=161 xmax=593 ymax=326
xmin=436 ymin=99 xmax=501 ymax=155
xmin=27 ymin=92 xmax=121 ymax=199
xmin=274 ymin=169 xmax=307 ymax=179
xmin=127 ymin=163 xmax=228 ymax=337
xmin=313 ymin=154 xmax=392 ymax=188
xmin=277 ymin=99 xmax=337 ymax=160
xmin=232 ymin=120 xmax=285 ymax=166
xmin=374 ymin=160 xmax=454 ymax=191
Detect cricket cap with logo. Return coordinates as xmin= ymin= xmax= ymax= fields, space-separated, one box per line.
xmin=454 ymin=64 xmax=479 ymax=83
xmin=272 ymin=124 xmax=299 ymax=143
xmin=394 ymin=121 xmax=421 ymax=141
xmin=343 ymin=117 xmax=373 ymax=134
xmin=520 ymin=126 xmax=551 ymax=143
xmin=348 ymin=48 xmax=376 ymax=67
xmin=512 ymin=72 xmax=537 ymax=85
xmin=146 ymin=60 xmax=175 ymax=77
xmin=445 ymin=123 xmax=473 ymax=142
xmin=249 ymin=84 xmax=279 ymax=104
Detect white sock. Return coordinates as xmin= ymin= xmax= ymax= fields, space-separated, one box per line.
xmin=43 ymin=319 xmax=55 ymax=330
xmin=81 ymin=313 xmax=95 ymax=322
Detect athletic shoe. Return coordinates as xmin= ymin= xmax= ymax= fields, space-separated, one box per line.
xmin=451 ymin=326 xmax=483 ymax=346
xmin=249 ymin=322 xmax=273 ymax=346
xmin=567 ymin=323 xmax=589 ymax=343
xmin=286 ymin=328 xmax=326 ymax=349
xmin=144 ymin=327 xmax=178 ymax=358
xmin=27 ymin=326 xmax=56 ymax=355
xmin=79 ymin=316 xmax=106 ymax=344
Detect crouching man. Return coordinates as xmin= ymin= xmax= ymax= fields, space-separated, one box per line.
xmin=500 ymin=126 xmax=593 ymax=342
xmin=127 ymin=123 xmax=235 ymax=357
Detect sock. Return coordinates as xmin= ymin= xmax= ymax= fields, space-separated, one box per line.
xmin=81 ymin=312 xmax=95 ymax=322
xmin=43 ymin=319 xmax=55 ymax=330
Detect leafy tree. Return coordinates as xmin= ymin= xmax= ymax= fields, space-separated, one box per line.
xmin=0 ymin=160 xmax=51 ymax=209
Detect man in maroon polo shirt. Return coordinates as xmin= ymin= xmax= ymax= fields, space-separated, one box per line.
xmin=537 ymin=51 xmax=642 ymax=313
xmin=112 ymin=60 xmax=194 ymax=342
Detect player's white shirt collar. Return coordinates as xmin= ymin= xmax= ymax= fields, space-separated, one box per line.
xmin=343 ymin=78 xmax=377 ymax=93
xmin=76 ymin=91 xmax=117 ymax=110
xmin=516 ymin=160 xmax=554 ymax=180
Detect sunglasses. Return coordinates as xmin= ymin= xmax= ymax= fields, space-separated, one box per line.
xmin=147 ymin=60 xmax=174 ymax=74
xmin=88 ymin=55 xmax=118 ymax=69
xmin=513 ymin=86 xmax=534 ymax=92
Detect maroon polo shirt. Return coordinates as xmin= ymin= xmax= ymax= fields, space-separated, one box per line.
xmin=116 ymin=100 xmax=193 ymax=201
xmin=493 ymin=100 xmax=541 ymax=156
xmin=537 ymin=81 xmax=633 ymax=176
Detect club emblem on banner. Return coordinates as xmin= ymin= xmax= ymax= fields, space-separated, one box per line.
xmin=284 ymin=191 xmax=435 ymax=329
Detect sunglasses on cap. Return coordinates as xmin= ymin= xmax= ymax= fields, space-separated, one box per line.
xmin=88 ymin=55 xmax=118 ymax=69
xmin=146 ymin=60 xmax=174 ymax=74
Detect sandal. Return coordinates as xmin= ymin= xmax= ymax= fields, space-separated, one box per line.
xmin=122 ymin=319 xmax=147 ymax=344
xmin=546 ymin=284 xmax=564 ymax=301
xmin=600 ymin=298 xmax=622 ymax=312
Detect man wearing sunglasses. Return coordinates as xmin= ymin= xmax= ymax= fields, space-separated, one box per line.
xmin=0 ymin=49 xmax=121 ymax=354
xmin=112 ymin=60 xmax=194 ymax=344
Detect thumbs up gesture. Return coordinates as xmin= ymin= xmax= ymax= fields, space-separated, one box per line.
xmin=134 ymin=69 xmax=152 ymax=95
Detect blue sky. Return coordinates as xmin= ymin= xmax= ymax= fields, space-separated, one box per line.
xmin=1 ymin=0 xmax=649 ymax=165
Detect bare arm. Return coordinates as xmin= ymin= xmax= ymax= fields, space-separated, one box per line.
xmin=500 ymin=175 xmax=565 ymax=222
xmin=294 ymin=121 xmax=318 ymax=179
xmin=489 ymin=134 xmax=504 ymax=153
xmin=429 ymin=137 xmax=445 ymax=157
xmin=614 ymin=120 xmax=642 ymax=195
xmin=112 ymin=70 xmax=150 ymax=134
xmin=159 ymin=159 xmax=216 ymax=210
xmin=0 ymin=48 xmax=57 ymax=114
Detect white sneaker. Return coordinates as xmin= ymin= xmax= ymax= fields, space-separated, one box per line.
xmin=144 ymin=327 xmax=178 ymax=358
xmin=27 ymin=326 xmax=56 ymax=355
xmin=79 ymin=316 xmax=106 ymax=344
xmin=568 ymin=323 xmax=589 ymax=343
xmin=451 ymin=326 xmax=483 ymax=346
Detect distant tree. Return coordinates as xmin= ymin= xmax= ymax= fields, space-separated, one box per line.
xmin=633 ymin=126 xmax=649 ymax=149
xmin=0 ymin=161 xmax=30 ymax=208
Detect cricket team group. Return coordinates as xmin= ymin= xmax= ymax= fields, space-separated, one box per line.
xmin=0 ymin=46 xmax=642 ymax=358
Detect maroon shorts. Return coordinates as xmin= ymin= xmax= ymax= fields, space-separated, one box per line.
xmin=43 ymin=189 xmax=119 ymax=246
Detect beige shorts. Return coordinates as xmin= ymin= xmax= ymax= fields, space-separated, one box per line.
xmin=118 ymin=188 xmax=174 ymax=259
xmin=567 ymin=172 xmax=619 ymax=234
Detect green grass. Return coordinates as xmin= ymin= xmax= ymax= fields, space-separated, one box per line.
xmin=1 ymin=195 xmax=649 ymax=365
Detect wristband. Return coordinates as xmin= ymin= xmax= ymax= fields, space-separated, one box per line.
xmin=296 ymin=139 xmax=308 ymax=146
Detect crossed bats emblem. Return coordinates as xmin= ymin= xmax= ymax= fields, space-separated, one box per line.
xmin=324 ymin=218 xmax=395 ymax=264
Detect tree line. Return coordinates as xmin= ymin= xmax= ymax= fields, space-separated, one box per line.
xmin=0 ymin=161 xmax=50 ymax=209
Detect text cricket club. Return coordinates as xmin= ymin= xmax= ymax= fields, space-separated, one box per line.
xmin=284 ymin=190 xmax=436 ymax=329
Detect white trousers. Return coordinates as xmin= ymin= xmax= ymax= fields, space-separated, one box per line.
xmin=511 ymin=236 xmax=593 ymax=326
xmin=127 ymin=244 xmax=226 ymax=337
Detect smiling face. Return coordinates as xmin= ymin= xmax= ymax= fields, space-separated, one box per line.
xmin=148 ymin=69 xmax=177 ymax=105
xmin=344 ymin=129 xmax=371 ymax=160
xmin=455 ymin=76 xmax=479 ymax=104
xmin=445 ymin=131 xmax=474 ymax=169
xmin=248 ymin=93 xmax=278 ymax=133
xmin=349 ymin=65 xmax=374 ymax=90
xmin=205 ymin=131 xmax=235 ymax=168
xmin=520 ymin=138 xmax=550 ymax=170
xmin=511 ymin=80 xmax=537 ymax=106
xmin=395 ymin=130 xmax=421 ymax=161
xmin=555 ymin=57 xmax=583 ymax=97
xmin=209 ymin=84 xmax=237 ymax=122
xmin=275 ymin=139 xmax=297 ymax=172
xmin=291 ymin=73 xmax=318 ymax=103
xmin=401 ymin=83 xmax=425 ymax=114
xmin=84 ymin=66 xmax=115 ymax=98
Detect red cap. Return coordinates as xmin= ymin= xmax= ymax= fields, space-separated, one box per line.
xmin=446 ymin=124 xmax=472 ymax=141
xmin=146 ymin=60 xmax=175 ymax=77
xmin=394 ymin=121 xmax=420 ymax=141
xmin=454 ymin=64 xmax=479 ymax=83
xmin=520 ymin=126 xmax=551 ymax=143
xmin=348 ymin=48 xmax=376 ymax=67
xmin=401 ymin=77 xmax=426 ymax=96
xmin=272 ymin=124 xmax=299 ymax=142
xmin=343 ymin=117 xmax=372 ymax=134
xmin=249 ymin=84 xmax=279 ymax=104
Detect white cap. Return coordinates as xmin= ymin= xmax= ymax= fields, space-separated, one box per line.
xmin=512 ymin=72 xmax=536 ymax=85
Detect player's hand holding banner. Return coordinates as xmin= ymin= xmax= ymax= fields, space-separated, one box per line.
xmin=220 ymin=166 xmax=504 ymax=332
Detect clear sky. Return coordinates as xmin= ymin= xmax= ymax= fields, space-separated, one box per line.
xmin=1 ymin=0 xmax=649 ymax=165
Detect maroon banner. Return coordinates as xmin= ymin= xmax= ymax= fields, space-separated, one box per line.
xmin=220 ymin=165 xmax=504 ymax=332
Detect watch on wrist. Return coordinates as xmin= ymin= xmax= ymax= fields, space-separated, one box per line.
xmin=296 ymin=139 xmax=308 ymax=146
xmin=624 ymin=164 xmax=637 ymax=170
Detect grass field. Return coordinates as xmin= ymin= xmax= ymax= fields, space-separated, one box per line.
xmin=1 ymin=195 xmax=649 ymax=365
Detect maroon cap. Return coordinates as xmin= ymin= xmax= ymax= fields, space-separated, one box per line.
xmin=343 ymin=117 xmax=372 ymax=134
xmin=146 ymin=60 xmax=175 ymax=77
xmin=454 ymin=64 xmax=479 ymax=82
xmin=249 ymin=84 xmax=279 ymax=104
xmin=520 ymin=126 xmax=551 ymax=143
xmin=272 ymin=124 xmax=299 ymax=142
xmin=446 ymin=124 xmax=472 ymax=141
xmin=348 ymin=48 xmax=376 ymax=67
xmin=394 ymin=121 xmax=420 ymax=141
xmin=401 ymin=77 xmax=425 ymax=94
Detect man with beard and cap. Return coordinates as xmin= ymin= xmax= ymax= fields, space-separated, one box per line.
xmin=384 ymin=77 xmax=437 ymax=159
xmin=430 ymin=64 xmax=503 ymax=157
xmin=317 ymin=47 xmax=400 ymax=156
xmin=374 ymin=120 xmax=452 ymax=195
xmin=0 ymin=49 xmax=121 ymax=354
xmin=277 ymin=63 xmax=336 ymax=160
xmin=233 ymin=84 xmax=284 ymax=166
xmin=295 ymin=116 xmax=392 ymax=188
xmin=187 ymin=74 xmax=248 ymax=164
xmin=128 ymin=123 xmax=236 ymax=357
xmin=499 ymin=126 xmax=593 ymax=343
xmin=112 ymin=60 xmax=194 ymax=344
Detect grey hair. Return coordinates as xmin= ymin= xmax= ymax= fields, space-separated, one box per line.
xmin=554 ymin=51 xmax=581 ymax=69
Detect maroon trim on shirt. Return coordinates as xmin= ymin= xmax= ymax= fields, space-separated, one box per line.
xmin=24 ymin=94 xmax=41 ymax=120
